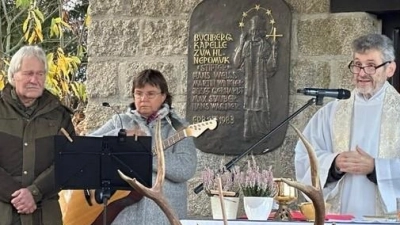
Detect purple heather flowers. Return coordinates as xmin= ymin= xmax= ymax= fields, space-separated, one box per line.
xmin=238 ymin=156 xmax=276 ymax=197
xmin=201 ymin=156 xmax=276 ymax=197
xmin=201 ymin=164 xmax=241 ymax=196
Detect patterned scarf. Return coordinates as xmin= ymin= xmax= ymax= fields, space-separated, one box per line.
xmin=146 ymin=112 xmax=159 ymax=124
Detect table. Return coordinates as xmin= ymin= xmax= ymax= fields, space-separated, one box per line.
xmin=180 ymin=219 xmax=397 ymax=225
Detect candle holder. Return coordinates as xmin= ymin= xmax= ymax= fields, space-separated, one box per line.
xmin=274 ymin=178 xmax=298 ymax=221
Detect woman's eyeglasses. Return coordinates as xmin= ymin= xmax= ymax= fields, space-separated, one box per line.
xmin=133 ymin=91 xmax=162 ymax=99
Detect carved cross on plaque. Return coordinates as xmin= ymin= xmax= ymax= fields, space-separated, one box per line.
xmin=266 ymin=27 xmax=282 ymax=58
xmin=266 ymin=27 xmax=283 ymax=43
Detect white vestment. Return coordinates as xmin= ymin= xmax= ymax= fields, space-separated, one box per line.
xmin=295 ymin=82 xmax=400 ymax=219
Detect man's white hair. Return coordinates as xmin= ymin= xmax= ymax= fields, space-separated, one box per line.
xmin=7 ymin=45 xmax=48 ymax=86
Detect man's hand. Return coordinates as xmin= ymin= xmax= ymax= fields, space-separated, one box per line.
xmin=335 ymin=145 xmax=375 ymax=175
xmin=11 ymin=188 xmax=37 ymax=214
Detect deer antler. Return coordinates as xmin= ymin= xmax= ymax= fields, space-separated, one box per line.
xmin=118 ymin=119 xmax=182 ymax=225
xmin=280 ymin=124 xmax=325 ymax=225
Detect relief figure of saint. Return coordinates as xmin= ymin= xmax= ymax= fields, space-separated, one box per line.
xmin=233 ymin=15 xmax=278 ymax=139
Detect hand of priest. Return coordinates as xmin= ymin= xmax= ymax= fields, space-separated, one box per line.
xmin=335 ymin=145 xmax=374 ymax=175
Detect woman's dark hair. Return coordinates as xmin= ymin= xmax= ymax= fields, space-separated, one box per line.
xmin=131 ymin=69 xmax=173 ymax=108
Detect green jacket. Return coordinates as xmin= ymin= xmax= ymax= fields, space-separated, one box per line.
xmin=0 ymin=84 xmax=75 ymax=225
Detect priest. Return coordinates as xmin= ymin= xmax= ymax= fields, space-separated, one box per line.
xmin=295 ymin=33 xmax=400 ymax=219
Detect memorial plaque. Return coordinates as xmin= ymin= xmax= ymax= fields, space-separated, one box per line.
xmin=187 ymin=0 xmax=291 ymax=155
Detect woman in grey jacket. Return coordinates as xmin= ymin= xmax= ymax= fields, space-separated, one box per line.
xmin=90 ymin=69 xmax=197 ymax=225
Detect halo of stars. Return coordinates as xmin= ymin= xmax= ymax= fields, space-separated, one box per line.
xmin=239 ymin=4 xmax=276 ymax=39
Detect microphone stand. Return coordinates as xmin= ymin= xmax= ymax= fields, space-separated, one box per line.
xmin=102 ymin=102 xmax=127 ymax=142
xmin=194 ymin=97 xmax=322 ymax=194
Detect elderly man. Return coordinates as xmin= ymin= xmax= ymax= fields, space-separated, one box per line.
xmin=0 ymin=45 xmax=75 ymax=225
xmin=295 ymin=33 xmax=400 ymax=219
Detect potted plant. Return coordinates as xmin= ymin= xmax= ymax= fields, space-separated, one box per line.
xmin=201 ymin=164 xmax=241 ymax=219
xmin=238 ymin=155 xmax=277 ymax=220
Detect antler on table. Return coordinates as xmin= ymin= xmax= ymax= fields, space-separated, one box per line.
xmin=118 ymin=120 xmax=182 ymax=225
xmin=280 ymin=125 xmax=325 ymax=225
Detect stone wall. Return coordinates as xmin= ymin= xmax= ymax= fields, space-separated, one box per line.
xmin=86 ymin=0 xmax=380 ymax=218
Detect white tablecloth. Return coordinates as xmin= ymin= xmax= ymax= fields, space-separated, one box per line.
xmin=180 ymin=219 xmax=398 ymax=225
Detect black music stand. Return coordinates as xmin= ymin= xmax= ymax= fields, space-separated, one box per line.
xmin=53 ymin=135 xmax=152 ymax=225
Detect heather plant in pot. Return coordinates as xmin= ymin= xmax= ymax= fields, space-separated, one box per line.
xmin=238 ymin=155 xmax=277 ymax=220
xmin=201 ymin=163 xmax=241 ymax=197
xmin=201 ymin=163 xmax=241 ymax=219
xmin=238 ymin=155 xmax=276 ymax=197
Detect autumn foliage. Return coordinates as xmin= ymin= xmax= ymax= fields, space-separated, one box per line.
xmin=0 ymin=0 xmax=89 ymax=134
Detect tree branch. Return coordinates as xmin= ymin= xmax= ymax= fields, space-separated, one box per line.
xmin=8 ymin=37 xmax=26 ymax=54
xmin=1 ymin=0 xmax=10 ymax=23
xmin=4 ymin=3 xmax=27 ymax=53
xmin=44 ymin=8 xmax=59 ymax=21
xmin=10 ymin=7 xmax=27 ymax=25
xmin=58 ymin=0 xmax=64 ymax=48
xmin=0 ymin=1 xmax=4 ymax=52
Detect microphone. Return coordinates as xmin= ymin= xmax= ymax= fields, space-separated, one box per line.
xmin=102 ymin=102 xmax=127 ymax=141
xmin=297 ymin=88 xmax=351 ymax=100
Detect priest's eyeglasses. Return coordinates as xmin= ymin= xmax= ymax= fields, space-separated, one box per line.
xmin=134 ymin=91 xmax=162 ymax=99
xmin=348 ymin=61 xmax=391 ymax=75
